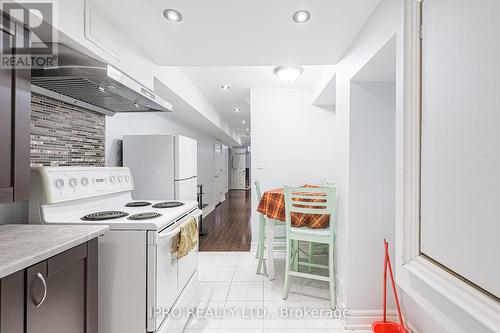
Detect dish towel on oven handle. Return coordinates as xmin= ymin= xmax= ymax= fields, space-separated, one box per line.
xmin=171 ymin=217 xmax=198 ymax=258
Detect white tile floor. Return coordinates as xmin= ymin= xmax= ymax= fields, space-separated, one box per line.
xmin=184 ymin=251 xmax=370 ymax=333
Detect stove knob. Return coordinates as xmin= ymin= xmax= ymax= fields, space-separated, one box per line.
xmin=118 ymin=176 xmax=123 ymax=183
xmin=125 ymin=175 xmax=130 ymax=182
xmin=69 ymin=178 xmax=78 ymax=187
xmin=81 ymin=177 xmax=89 ymax=186
xmin=55 ymin=179 xmax=64 ymax=189
xmin=110 ymin=176 xmax=115 ymax=183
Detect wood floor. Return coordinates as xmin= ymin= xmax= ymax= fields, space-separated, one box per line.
xmin=199 ymin=189 xmax=252 ymax=252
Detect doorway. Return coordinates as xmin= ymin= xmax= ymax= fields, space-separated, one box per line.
xmin=347 ymin=36 xmax=397 ymax=310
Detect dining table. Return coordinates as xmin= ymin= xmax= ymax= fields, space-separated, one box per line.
xmin=256 ymin=185 xmax=331 ymax=279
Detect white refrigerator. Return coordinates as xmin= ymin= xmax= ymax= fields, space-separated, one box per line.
xmin=123 ymin=135 xmax=198 ymax=201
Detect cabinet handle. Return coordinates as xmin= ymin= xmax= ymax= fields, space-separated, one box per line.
xmin=34 ymin=273 xmax=47 ymax=308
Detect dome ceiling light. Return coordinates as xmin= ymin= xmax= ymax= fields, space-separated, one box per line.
xmin=163 ymin=9 xmax=182 ymax=22
xmin=293 ymin=10 xmax=311 ymax=23
xmin=273 ymin=65 xmax=304 ymax=83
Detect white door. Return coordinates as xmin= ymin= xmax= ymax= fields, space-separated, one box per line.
xmin=420 ymin=0 xmax=500 ymax=298
xmin=214 ymin=141 xmax=224 ymax=203
xmin=230 ymin=150 xmax=246 ymax=190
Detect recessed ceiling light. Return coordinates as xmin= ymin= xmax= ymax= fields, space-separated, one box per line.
xmin=293 ymin=10 xmax=311 ymax=23
xmin=233 ymin=107 xmax=240 ymax=112
xmin=242 ymin=120 xmax=246 ymax=124
xmin=221 ymin=85 xmax=231 ymax=91
xmin=273 ymin=65 xmax=303 ymax=83
xmin=246 ymin=128 xmax=250 ymax=132
xmin=163 ymin=9 xmax=182 ymax=22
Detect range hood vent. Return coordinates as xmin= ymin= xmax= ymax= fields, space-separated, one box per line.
xmin=31 ymin=44 xmax=173 ymax=115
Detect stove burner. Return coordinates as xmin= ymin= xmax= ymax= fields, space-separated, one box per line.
xmin=81 ymin=211 xmax=128 ymax=221
xmin=152 ymin=201 xmax=185 ymax=209
xmin=127 ymin=212 xmax=162 ymax=220
xmin=125 ymin=201 xmax=151 ymax=207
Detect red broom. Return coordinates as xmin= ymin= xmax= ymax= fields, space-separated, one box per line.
xmin=372 ymin=240 xmax=407 ymax=333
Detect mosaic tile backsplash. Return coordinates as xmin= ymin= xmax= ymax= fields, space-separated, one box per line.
xmin=31 ymin=94 xmax=105 ymax=167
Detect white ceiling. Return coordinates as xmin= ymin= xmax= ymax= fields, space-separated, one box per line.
xmin=91 ymin=0 xmax=380 ymax=66
xmin=180 ymin=66 xmax=335 ymax=135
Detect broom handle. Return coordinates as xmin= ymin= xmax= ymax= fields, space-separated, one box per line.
xmin=386 ymin=241 xmax=406 ymax=330
xmin=383 ymin=240 xmax=388 ymax=322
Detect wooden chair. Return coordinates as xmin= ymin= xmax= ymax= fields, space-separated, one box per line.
xmin=282 ymin=186 xmax=337 ymax=309
xmin=254 ymin=181 xmax=286 ymax=278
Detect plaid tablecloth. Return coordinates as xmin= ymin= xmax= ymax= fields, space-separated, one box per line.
xmin=256 ymin=187 xmax=330 ymax=229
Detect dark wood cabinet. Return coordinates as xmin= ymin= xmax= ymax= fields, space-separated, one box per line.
xmin=0 ymin=16 xmax=31 ymax=204
xmin=0 ymin=239 xmax=98 ymax=333
xmin=0 ymin=270 xmax=24 ymax=333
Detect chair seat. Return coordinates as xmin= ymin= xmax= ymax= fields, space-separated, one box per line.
xmin=290 ymin=226 xmax=331 ymax=237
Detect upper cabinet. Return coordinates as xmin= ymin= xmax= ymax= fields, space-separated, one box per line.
xmin=0 ymin=17 xmax=31 ymax=204
xmin=84 ymin=1 xmax=120 ymax=60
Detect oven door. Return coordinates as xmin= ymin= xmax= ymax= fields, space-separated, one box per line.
xmin=177 ymin=209 xmax=202 ymax=294
xmin=147 ymin=209 xmax=202 ymax=332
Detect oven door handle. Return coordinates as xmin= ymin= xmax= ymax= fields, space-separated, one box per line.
xmin=159 ymin=227 xmax=181 ymax=239
xmin=158 ymin=209 xmax=203 ymax=239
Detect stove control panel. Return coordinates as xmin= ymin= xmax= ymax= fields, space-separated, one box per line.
xmin=31 ymin=167 xmax=134 ymax=203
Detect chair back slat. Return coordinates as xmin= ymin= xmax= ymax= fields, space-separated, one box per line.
xmin=284 ymin=186 xmax=336 ymax=230
xmin=290 ymin=194 xmax=328 ymax=201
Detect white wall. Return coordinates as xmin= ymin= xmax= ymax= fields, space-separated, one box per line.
xmin=106 ymin=112 xmax=227 ymax=214
xmin=348 ymin=81 xmax=395 ymax=311
xmin=250 ymin=89 xmax=335 ymax=242
xmin=333 ymin=0 xmax=491 ymax=332
xmin=332 ymin=0 xmax=405 ymax=327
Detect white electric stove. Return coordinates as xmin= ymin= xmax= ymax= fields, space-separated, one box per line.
xmin=29 ymin=167 xmax=202 ymax=333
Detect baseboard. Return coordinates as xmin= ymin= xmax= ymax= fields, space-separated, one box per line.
xmin=343 ymin=309 xmax=397 ymax=330
xmin=203 ymin=203 xmax=215 ymax=218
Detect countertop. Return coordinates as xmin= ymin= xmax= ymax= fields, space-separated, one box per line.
xmin=0 ymin=224 xmax=109 ymax=279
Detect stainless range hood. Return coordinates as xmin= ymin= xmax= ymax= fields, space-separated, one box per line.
xmin=31 ymin=44 xmax=173 ymax=115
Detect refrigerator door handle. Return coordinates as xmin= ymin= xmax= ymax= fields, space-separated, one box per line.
xmin=175 ymin=176 xmax=197 ymax=182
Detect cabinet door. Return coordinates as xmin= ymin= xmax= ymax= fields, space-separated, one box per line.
xmin=26 ymin=244 xmax=88 ymax=333
xmin=0 ymin=270 xmax=25 ymax=333
xmin=0 ymin=21 xmax=31 ymax=203
xmin=12 ymin=22 xmax=31 ymax=202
